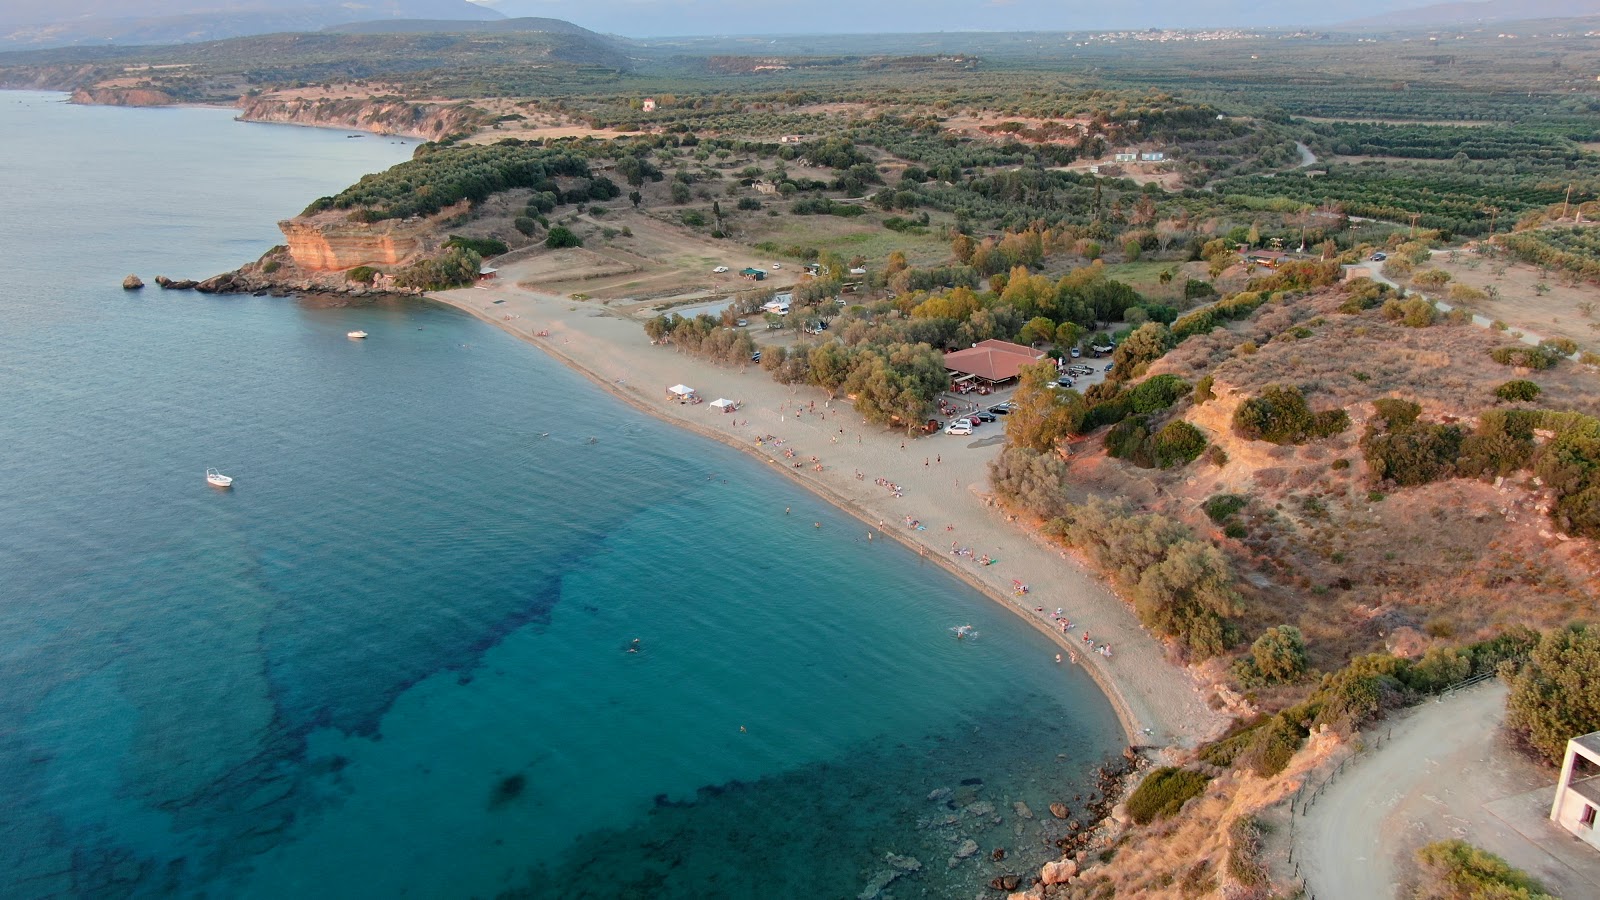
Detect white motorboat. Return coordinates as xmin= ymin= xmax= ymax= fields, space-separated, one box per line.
xmin=347 ymin=330 xmax=368 ymax=339
xmin=206 ymin=468 xmax=233 ymax=488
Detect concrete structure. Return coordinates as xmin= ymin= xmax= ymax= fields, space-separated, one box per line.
xmin=1113 ymin=152 xmax=1137 ymax=163
xmin=943 ymin=339 xmax=1046 ymax=386
xmin=641 ymin=98 xmax=657 ymax=112
xmin=1551 ymin=733 xmax=1600 ymax=851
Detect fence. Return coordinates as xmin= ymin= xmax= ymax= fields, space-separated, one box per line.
xmin=1282 ymin=670 xmax=1499 ymax=900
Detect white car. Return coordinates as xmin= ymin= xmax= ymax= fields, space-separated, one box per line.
xmin=712 ymin=266 xmax=729 ymax=274
xmin=944 ymin=421 xmax=974 ymax=436
xmin=771 ymin=263 xmax=781 ymax=269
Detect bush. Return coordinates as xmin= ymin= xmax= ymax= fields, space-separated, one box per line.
xmin=1126 ymin=374 xmax=1190 ymax=414
xmin=391 ymin=247 xmax=480 ymax=291
xmin=445 ymin=234 xmax=508 ymax=258
xmin=346 ymin=265 xmax=378 ymax=284
xmin=1490 ymin=345 xmax=1561 ymax=370
xmin=1150 ymin=421 xmax=1208 ymax=468
xmin=1414 ymin=840 xmax=1554 ymax=900
xmin=1363 ymin=419 xmax=1464 ymax=487
xmin=1125 ymin=767 xmax=1211 ymax=824
xmin=1505 ymin=624 xmax=1600 ymax=765
xmin=1250 ymin=625 xmax=1309 ymax=683
xmin=545 ymin=226 xmax=582 ymax=249
xmin=1193 ymin=375 xmax=1215 ymax=405
xmin=1226 ymin=817 xmax=1268 ymax=889
xmin=513 ymin=216 xmax=538 ymax=237
xmin=1233 ymin=385 xmax=1349 ymax=445
xmin=1494 ymin=380 xmax=1542 ymax=403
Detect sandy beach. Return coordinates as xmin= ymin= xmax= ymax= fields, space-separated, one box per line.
xmin=429 ymin=274 xmax=1227 ymax=750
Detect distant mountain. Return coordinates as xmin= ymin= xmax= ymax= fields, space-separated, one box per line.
xmin=0 ymin=0 xmax=503 ymax=49
xmin=322 ymin=17 xmax=609 ymax=39
xmin=1340 ymin=0 xmax=1599 ymax=28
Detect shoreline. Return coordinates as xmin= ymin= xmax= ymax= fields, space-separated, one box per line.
xmin=424 ymin=278 xmax=1228 ymax=753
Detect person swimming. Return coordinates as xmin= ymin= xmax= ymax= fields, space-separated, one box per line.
xmin=627 ymin=638 xmax=641 ymax=653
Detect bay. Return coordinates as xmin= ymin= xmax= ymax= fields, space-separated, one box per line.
xmin=0 ymin=91 xmax=1122 ymax=899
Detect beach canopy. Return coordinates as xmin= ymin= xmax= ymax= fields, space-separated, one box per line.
xmin=668 ymin=384 xmax=695 ymax=396
xmin=710 ymin=398 xmax=735 ymax=409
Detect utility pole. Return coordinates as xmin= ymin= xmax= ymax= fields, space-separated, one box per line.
xmin=1409 ymin=212 xmax=1421 ymax=238
xmin=1484 ymin=205 xmax=1500 ymax=236
xmin=1562 ymin=184 xmax=1574 ymax=221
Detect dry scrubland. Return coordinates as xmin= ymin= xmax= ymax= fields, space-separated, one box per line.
xmin=1080 ymin=289 xmax=1600 ymax=669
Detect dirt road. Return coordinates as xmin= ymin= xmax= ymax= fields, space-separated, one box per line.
xmin=1297 ymin=681 xmax=1600 ymax=899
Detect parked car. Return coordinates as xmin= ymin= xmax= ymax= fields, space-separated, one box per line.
xmin=1069 ymin=346 xmax=1081 ymax=358
xmin=988 ymin=405 xmax=1012 ymax=416
xmin=1057 ymin=376 xmax=1075 ymax=387
xmin=712 ymin=266 xmax=729 ymax=273
xmin=771 ymin=262 xmax=782 ymax=269
xmin=1370 ymin=252 xmax=1387 ymax=262
xmin=973 ymin=410 xmax=997 ymax=423
xmin=750 ymin=351 xmax=762 ymax=362
xmin=944 ymin=421 xmax=974 ymax=436
xmin=1104 ymin=363 xmax=1114 ymax=372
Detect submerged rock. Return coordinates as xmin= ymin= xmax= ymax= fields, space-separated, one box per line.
xmin=121 ymin=274 xmax=143 ymax=290
xmin=1049 ymin=802 xmax=1069 ymax=819
xmin=926 ymin=787 xmax=951 ymax=802
xmin=965 ymin=800 xmax=995 ymax=817
xmin=1013 ymin=801 xmax=1034 ymax=820
xmin=955 ymin=838 xmax=978 ymax=859
xmin=884 ymin=853 xmax=921 ymax=873
xmin=991 ymin=873 xmax=1021 ymax=891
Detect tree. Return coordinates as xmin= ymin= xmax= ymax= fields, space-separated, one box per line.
xmin=1250 ymin=626 xmax=1309 ymax=683
xmin=629 ymin=190 xmax=642 ymax=209
xmin=1506 ymin=625 xmax=1600 ymax=765
xmin=545 ymin=226 xmax=582 ymax=249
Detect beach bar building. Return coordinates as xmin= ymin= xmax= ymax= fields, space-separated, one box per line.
xmin=1551 ymin=732 xmax=1600 ymax=851
xmin=942 ymin=339 xmax=1046 ymax=387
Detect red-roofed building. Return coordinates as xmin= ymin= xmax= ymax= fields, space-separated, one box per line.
xmin=943 ymin=339 xmax=1046 ymax=386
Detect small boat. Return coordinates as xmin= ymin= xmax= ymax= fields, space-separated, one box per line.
xmin=206 ymin=468 xmax=233 ymax=488
xmin=347 ymin=331 xmax=368 ymax=339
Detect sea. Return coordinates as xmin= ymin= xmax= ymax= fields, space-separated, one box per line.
xmin=0 ymin=91 xmax=1123 ymax=899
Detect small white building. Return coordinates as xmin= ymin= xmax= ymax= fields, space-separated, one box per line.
xmin=1113 ymin=152 xmax=1138 ymax=163
xmin=1140 ymin=151 xmax=1166 ymax=162
xmin=641 ymin=98 xmax=657 ymax=112
xmin=1551 ymin=732 xmax=1600 ymax=851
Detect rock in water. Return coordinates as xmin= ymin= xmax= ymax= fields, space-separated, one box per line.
xmin=955 ymin=838 xmax=979 ymax=859
xmin=1049 ymin=802 xmax=1069 ymax=819
xmin=1041 ymin=859 xmax=1079 ymax=885
xmin=122 ymin=275 xmax=143 ymax=290
xmin=926 ymin=787 xmax=952 ymax=802
xmin=884 ymin=853 xmax=921 ymax=873
xmin=1013 ymin=801 xmax=1034 ymax=820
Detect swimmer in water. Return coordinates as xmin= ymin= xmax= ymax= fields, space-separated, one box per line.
xmin=628 ymin=638 xmax=641 ymax=653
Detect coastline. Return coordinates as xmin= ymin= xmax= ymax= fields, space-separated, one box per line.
xmin=425 ymin=277 xmax=1228 ymax=753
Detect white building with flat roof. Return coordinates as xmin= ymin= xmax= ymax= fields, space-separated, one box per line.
xmin=1551 ymin=732 xmax=1600 ymax=851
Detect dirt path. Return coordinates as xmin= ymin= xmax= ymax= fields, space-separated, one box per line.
xmin=1296 ymin=142 xmax=1318 ymax=168
xmin=1297 ymin=682 xmax=1600 ymax=899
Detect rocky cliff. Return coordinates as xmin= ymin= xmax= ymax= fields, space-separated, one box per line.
xmin=279 ymin=213 xmax=437 ymax=272
xmin=235 ymin=97 xmax=489 ymax=141
xmin=70 ymin=87 xmax=176 ymax=107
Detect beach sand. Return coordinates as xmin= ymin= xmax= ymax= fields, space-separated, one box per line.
xmin=430 ymin=276 xmax=1226 ymax=750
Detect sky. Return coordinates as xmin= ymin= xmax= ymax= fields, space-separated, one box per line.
xmin=477 ymin=0 xmax=1449 ymax=36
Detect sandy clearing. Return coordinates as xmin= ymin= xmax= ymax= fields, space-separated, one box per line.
xmin=1297 ymin=682 xmax=1600 ymax=900
xmin=426 ymin=276 xmax=1227 ymax=752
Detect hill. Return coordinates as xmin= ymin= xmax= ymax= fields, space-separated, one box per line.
xmin=0 ymin=0 xmax=502 ymax=49
xmin=321 ymin=17 xmax=611 ymax=40
xmin=1341 ymin=0 xmax=1600 ymax=28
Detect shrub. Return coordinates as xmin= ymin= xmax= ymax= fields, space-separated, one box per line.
xmin=1236 ymin=714 xmax=1304 ymax=777
xmin=544 ymin=226 xmax=582 ymax=249
xmin=1150 ymin=421 xmax=1207 ymax=468
xmin=1203 ymin=494 xmax=1248 ymax=524
xmin=445 ymin=234 xmax=508 ymax=257
xmin=391 ymin=247 xmax=480 ymax=291
xmin=1226 ymin=817 xmax=1268 ymax=889
xmin=1414 ymin=840 xmax=1554 ymax=900
xmin=1126 ymin=768 xmax=1211 ymax=824
xmin=1126 ymin=374 xmax=1190 ymax=414
xmin=681 ymin=210 xmax=708 ymax=227
xmin=1251 ymin=625 xmax=1309 ymax=683
xmin=1193 ymin=375 xmax=1215 ymax=405
xmin=513 ymin=216 xmax=538 ymax=237
xmin=1494 ymin=380 xmax=1542 ymax=403
xmin=1490 ymin=345 xmax=1561 ymax=370
xmin=1400 ymin=297 xmax=1437 ymax=328
xmin=346 ymin=265 xmax=378 ymax=284
xmin=1363 ymin=420 xmax=1464 ymax=487
xmin=1184 ymin=278 xmax=1217 ymax=301
xmin=1233 ymin=385 xmax=1349 ymax=445
xmin=1505 ymin=624 xmax=1600 ymax=765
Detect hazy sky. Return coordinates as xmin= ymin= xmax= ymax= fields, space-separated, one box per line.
xmin=479 ymin=0 xmax=1444 ymax=36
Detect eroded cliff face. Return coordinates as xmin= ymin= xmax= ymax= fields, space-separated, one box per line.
xmin=278 ymin=213 xmax=435 ymax=271
xmin=70 ymin=87 xmax=176 ymax=107
xmin=235 ymin=97 xmax=488 ymax=141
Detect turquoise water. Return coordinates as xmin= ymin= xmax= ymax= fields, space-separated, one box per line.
xmin=0 ymin=92 xmax=1123 ymax=899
